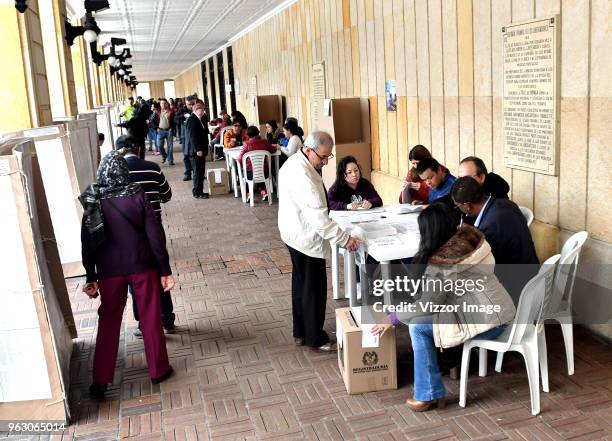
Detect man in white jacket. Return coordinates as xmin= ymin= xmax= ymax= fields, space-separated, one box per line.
xmin=278 ymin=131 xmax=360 ymax=351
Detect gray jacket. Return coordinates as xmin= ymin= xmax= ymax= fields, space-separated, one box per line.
xmin=396 ymin=225 xmax=516 ymax=348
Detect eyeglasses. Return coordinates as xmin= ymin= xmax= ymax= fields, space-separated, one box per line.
xmin=311 ymin=149 xmax=334 ymax=161
xmin=454 ymin=201 xmax=469 ymax=209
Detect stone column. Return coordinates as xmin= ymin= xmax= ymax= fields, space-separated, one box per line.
xmin=0 ymin=0 xmax=53 ymax=132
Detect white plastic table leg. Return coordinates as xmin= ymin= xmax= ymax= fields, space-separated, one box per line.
xmin=332 ymin=243 xmax=341 ymax=300
xmin=380 ymin=261 xmax=392 ymax=307
xmin=273 ymin=155 xmax=280 ymax=194
xmin=344 ymin=250 xmax=357 ymax=307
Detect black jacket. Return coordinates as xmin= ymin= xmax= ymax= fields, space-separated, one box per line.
xmin=477 ymin=198 xmax=539 ymax=299
xmin=477 ymin=198 xmax=538 ymax=265
xmin=482 ymin=172 xmax=510 ymax=199
xmin=118 ymin=115 xmax=148 ymax=142
xmin=185 ymin=113 xmax=209 ymax=156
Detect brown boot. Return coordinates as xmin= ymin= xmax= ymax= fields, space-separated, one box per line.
xmin=405 ymin=397 xmax=446 ymax=412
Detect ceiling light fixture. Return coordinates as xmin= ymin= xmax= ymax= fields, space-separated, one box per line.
xmin=65 ymin=12 xmax=100 ymax=46
xmin=84 ymin=0 xmax=109 ymax=13
xmin=15 ymin=0 xmax=27 ymax=13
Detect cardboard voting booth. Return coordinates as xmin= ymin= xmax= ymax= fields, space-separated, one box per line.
xmin=206 ymin=168 xmax=230 ymax=195
xmin=336 ymin=307 xmax=397 ymax=394
xmin=319 ymin=98 xmax=372 ymax=188
xmin=255 ymin=95 xmax=285 ymax=136
xmin=21 ymin=125 xmax=85 ymax=277
xmin=77 ymin=112 xmax=101 ymax=168
xmin=0 ymin=138 xmax=74 ymax=422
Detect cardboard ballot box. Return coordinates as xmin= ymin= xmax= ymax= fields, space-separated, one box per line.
xmin=206 ymin=168 xmax=230 ymax=195
xmin=336 ymin=307 xmax=397 ymax=394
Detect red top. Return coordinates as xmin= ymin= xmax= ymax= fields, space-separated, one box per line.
xmin=399 ymin=171 xmax=430 ymax=203
xmin=238 ymin=137 xmax=277 ymax=173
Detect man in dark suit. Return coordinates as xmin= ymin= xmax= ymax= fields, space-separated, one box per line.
xmin=451 ymin=177 xmax=539 ymax=298
xmin=185 ymin=103 xmax=209 ymax=199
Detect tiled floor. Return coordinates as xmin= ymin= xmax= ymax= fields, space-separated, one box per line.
xmin=53 ymin=152 xmax=612 ymax=439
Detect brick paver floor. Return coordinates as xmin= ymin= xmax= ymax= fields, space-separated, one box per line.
xmin=57 ymin=153 xmax=611 ymax=440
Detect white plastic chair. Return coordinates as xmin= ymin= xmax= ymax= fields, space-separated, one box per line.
xmin=459 ymin=254 xmax=560 ymax=416
xmin=543 ymin=231 xmax=588 ymax=375
xmin=242 ymin=150 xmax=273 ymax=207
xmin=519 ymin=206 xmax=534 ymax=227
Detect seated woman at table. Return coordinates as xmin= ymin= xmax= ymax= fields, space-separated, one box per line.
xmin=224 ymin=117 xmax=248 ymax=149
xmin=279 ymin=119 xmax=303 ymax=166
xmin=399 ymin=145 xmax=431 ymax=204
xmin=372 ymin=203 xmax=516 ymax=412
xmin=265 ymin=119 xmax=285 ymax=145
xmin=328 ymin=156 xmax=382 ymax=211
xmin=238 ymin=126 xmax=277 ymax=201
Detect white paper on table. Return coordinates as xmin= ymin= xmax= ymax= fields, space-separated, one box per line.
xmin=387 ymin=222 xmax=419 ymax=234
xmin=336 ymin=316 xmax=344 ymax=349
xmin=214 ymin=169 xmax=222 ymax=183
xmin=361 ymin=323 xmax=380 ymax=348
xmin=356 ymin=223 xmax=397 ymax=239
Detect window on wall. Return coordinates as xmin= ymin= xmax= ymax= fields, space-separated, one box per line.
xmin=227 ymin=46 xmax=236 ymax=113
xmin=136 ymin=83 xmax=151 ymax=100
xmin=208 ymin=60 xmax=218 ymax=117
xmin=217 ymin=52 xmax=226 ymax=113
xmin=164 ymin=81 xmax=176 ymax=99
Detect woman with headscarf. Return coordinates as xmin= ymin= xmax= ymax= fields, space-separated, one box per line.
xmin=80 ymin=151 xmax=174 ymax=399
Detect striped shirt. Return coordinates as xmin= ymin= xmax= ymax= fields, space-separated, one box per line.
xmin=125 ymin=155 xmax=172 ymax=218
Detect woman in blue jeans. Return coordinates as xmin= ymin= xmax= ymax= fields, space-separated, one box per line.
xmin=374 ymin=203 xmax=516 ymax=411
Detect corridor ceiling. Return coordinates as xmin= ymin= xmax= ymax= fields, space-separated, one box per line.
xmin=67 ymin=0 xmax=291 ymax=81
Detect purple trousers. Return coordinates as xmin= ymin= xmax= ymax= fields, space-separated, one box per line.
xmin=93 ymin=269 xmax=170 ymax=383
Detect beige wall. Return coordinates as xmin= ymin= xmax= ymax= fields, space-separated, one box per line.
xmin=227 ymin=0 xmax=611 ymax=260
xmin=174 ymin=65 xmax=203 ymax=99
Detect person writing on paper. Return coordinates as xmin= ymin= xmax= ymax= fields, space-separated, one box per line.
xmin=327 ymin=155 xmax=382 ymax=211
xmin=80 ymin=151 xmax=174 ymax=400
xmin=278 ymin=131 xmax=361 ymax=352
xmin=416 ymin=157 xmax=456 ymax=206
xmin=238 ymin=126 xmax=277 ymax=202
xmin=399 ymin=145 xmax=432 ymax=205
xmin=372 ymin=203 xmax=515 ymax=412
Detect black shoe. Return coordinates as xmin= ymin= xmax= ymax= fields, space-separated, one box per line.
xmin=89 ymin=383 xmax=107 ymax=399
xmin=169 ymin=161 xmax=175 ymax=166
xmin=200 ymin=193 xmax=209 ymax=199
xmin=151 ymin=366 xmax=173 ymax=385
xmin=183 ymin=175 xmax=192 ymax=181
xmin=161 ymin=158 xmax=166 ymax=164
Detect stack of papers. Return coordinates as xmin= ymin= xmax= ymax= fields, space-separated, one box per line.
xmin=355 ymin=223 xmax=397 ymax=239
xmin=389 ymin=204 xmax=425 ymax=214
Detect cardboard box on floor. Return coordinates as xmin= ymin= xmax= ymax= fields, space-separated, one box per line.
xmin=206 ymin=168 xmax=230 ymax=195
xmin=336 ymin=307 xmax=397 ymax=394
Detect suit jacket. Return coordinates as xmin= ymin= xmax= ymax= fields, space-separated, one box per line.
xmin=185 ymin=113 xmax=209 ymax=156
xmin=477 ymin=198 xmax=539 ymax=299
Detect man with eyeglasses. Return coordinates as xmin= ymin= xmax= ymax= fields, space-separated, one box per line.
xmin=278 ymin=131 xmax=360 ymax=352
xmin=458 ymin=156 xmax=509 ymax=199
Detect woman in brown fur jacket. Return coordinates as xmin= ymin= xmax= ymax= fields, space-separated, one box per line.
xmin=374 ymin=203 xmax=516 ymax=412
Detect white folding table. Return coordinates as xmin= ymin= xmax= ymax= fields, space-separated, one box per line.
xmin=330 ymin=208 xmax=421 ymax=307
